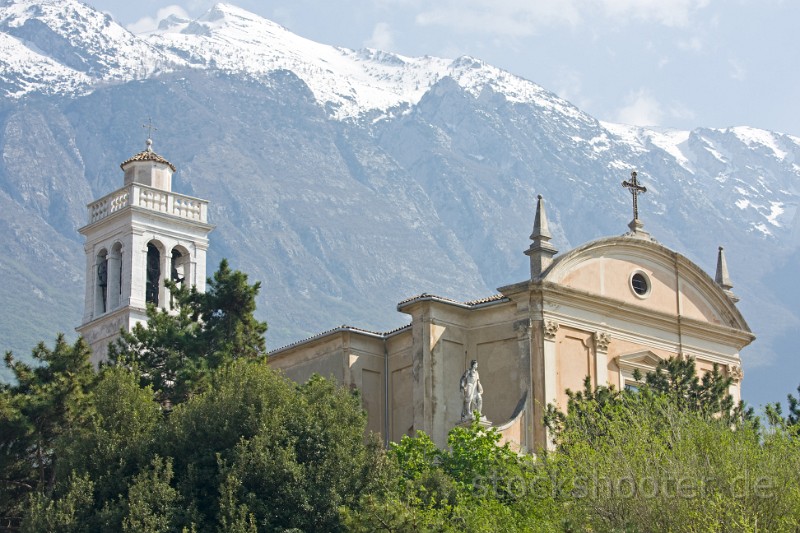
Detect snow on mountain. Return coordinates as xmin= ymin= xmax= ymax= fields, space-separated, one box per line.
xmin=0 ymin=0 xmax=184 ymax=96
xmin=1 ymin=0 xmax=800 ymax=406
xmin=146 ymin=4 xmax=594 ymax=122
xmin=0 ymin=1 xmax=587 ymax=122
xmin=602 ymin=121 xmax=800 ymax=238
xmin=146 ymin=3 xmax=453 ymax=120
xmin=0 ymin=30 xmax=90 ymax=95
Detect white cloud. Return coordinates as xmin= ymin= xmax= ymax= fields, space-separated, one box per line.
xmin=553 ymin=68 xmax=592 ymax=110
xmin=667 ymin=102 xmax=695 ymax=122
xmin=678 ymin=36 xmax=704 ymax=51
xmin=127 ymin=5 xmax=190 ymax=34
xmin=365 ymin=22 xmax=395 ymax=50
xmin=600 ymin=0 xmax=711 ymax=27
xmin=615 ymin=89 xmax=664 ymax=126
xmin=415 ymin=0 xmax=580 ymax=36
xmin=729 ymin=58 xmax=746 ymax=81
xmin=412 ymin=0 xmax=710 ymax=35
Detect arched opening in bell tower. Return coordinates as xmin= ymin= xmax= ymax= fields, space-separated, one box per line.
xmin=146 ymin=242 xmax=161 ymax=306
xmin=169 ymin=246 xmax=190 ymax=309
xmin=108 ymin=242 xmax=123 ymax=310
xmin=95 ymin=249 xmax=108 ymax=315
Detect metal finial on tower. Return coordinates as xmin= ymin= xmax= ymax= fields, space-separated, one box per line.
xmin=142 ymin=117 xmax=157 ymax=152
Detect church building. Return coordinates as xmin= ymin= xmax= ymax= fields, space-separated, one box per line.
xmin=78 ymin=144 xmax=753 ymax=453
xmin=268 ymin=174 xmax=754 ymax=451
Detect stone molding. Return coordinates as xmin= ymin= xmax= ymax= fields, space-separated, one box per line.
xmin=594 ymin=331 xmax=611 ymax=352
xmin=543 ymin=320 xmax=559 ymax=340
xmin=727 ymin=364 xmax=744 ymax=383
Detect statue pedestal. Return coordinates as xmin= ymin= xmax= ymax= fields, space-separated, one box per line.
xmin=457 ymin=416 xmax=492 ymax=428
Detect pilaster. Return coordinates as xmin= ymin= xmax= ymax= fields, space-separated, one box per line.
xmin=594 ymin=331 xmax=611 ymax=386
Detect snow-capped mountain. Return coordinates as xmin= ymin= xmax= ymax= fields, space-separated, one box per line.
xmin=0 ymin=0 xmax=183 ymax=95
xmin=0 ymin=0 xmax=798 ymax=408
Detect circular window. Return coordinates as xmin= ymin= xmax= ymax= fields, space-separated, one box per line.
xmin=630 ymin=272 xmax=650 ymax=297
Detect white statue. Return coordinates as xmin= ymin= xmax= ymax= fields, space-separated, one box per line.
xmin=460 ymin=359 xmax=483 ymax=420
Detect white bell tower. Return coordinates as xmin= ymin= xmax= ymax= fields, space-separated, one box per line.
xmin=77 ymin=139 xmax=213 ymax=363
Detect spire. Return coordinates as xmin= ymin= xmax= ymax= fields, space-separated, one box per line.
xmin=525 ymin=195 xmax=558 ymax=279
xmin=530 ymin=194 xmax=552 ymax=241
xmin=715 ymin=246 xmax=739 ymax=303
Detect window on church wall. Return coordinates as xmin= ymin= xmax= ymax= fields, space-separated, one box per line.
xmin=629 ymin=270 xmax=651 ymax=298
xmin=146 ymin=243 xmax=161 ymax=306
xmin=96 ymin=250 xmax=109 ymax=315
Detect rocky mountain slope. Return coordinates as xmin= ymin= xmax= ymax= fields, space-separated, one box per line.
xmin=0 ymin=0 xmax=797 ymax=407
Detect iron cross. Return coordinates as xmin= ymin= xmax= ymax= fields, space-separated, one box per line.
xmin=142 ymin=117 xmax=157 ymax=141
xmin=622 ymin=171 xmax=647 ymax=221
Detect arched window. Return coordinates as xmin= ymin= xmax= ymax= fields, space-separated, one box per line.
xmin=96 ymin=249 xmax=109 ymax=314
xmin=108 ymin=242 xmax=123 ymax=310
xmin=146 ymin=243 xmax=161 ymax=306
xmin=170 ymin=248 xmax=184 ymax=309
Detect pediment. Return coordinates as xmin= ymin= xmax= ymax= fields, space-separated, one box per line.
xmin=540 ymin=236 xmax=751 ymax=333
xmin=617 ymin=350 xmax=662 ymax=371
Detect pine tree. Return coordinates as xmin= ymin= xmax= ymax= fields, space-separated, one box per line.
xmin=0 ymin=335 xmax=95 ymax=530
xmin=110 ymin=259 xmax=267 ymax=406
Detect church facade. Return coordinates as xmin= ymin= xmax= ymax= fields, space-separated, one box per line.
xmin=269 ymin=190 xmax=753 ymax=451
xmin=78 ymin=144 xmax=753 ymax=452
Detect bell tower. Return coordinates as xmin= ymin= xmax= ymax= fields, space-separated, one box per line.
xmin=76 ymin=139 xmax=213 ymax=363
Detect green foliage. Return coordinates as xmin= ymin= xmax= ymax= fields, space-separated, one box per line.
xmin=110 ymin=259 xmax=267 ymax=405
xmin=0 ymin=335 xmax=95 ymax=530
xmin=163 ymin=364 xmax=383 ymax=532
xmin=551 ymin=391 xmax=800 ymax=531
xmin=21 ymin=472 xmax=95 ymax=533
xmin=645 ymin=356 xmax=753 ymax=423
xmin=9 ymin=359 xmax=383 ymax=532
xmin=345 ymin=420 xmax=561 ymax=532
xmin=766 ymin=384 xmax=800 ymax=429
xmin=544 ymin=357 xmax=800 ymax=531
xmin=545 ymin=357 xmax=754 ymax=449
xmin=121 ymin=457 xmax=181 ymax=533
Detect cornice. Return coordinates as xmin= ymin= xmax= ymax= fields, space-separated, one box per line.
xmin=539 ymin=282 xmax=754 ymax=349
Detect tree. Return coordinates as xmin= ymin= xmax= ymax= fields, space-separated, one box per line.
xmin=542 ymin=357 xmax=800 ymax=531
xmin=345 ymin=421 xmax=562 ymax=532
xmin=111 ymin=259 xmax=267 ymax=405
xmin=545 ymin=356 xmax=753 ymax=447
xmin=0 ymin=335 xmax=95 ymax=530
xmin=766 ymin=384 xmax=800 ymax=429
xmin=159 ymin=362 xmax=385 ymax=532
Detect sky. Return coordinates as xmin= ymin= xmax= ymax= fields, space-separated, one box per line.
xmin=81 ymin=0 xmax=799 ymax=136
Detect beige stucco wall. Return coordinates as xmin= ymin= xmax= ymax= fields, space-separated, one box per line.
xmin=554 ymin=326 xmax=594 ymax=408
xmin=559 ymin=255 xmax=725 ymax=325
xmin=267 ymin=236 xmax=752 ymax=454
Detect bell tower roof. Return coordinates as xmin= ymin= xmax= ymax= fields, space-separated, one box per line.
xmin=119 ymin=138 xmax=176 ymax=192
xmin=120 ymin=138 xmax=176 ymax=172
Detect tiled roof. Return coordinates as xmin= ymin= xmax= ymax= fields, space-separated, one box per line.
xmin=397 ymin=292 xmax=509 ymax=309
xmin=269 ymin=323 xmax=412 ymax=355
xmin=120 ymin=145 xmax=176 ymax=172
xmin=268 ymin=295 xmax=507 ymax=356
xmin=464 ymin=294 xmax=508 ymax=306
